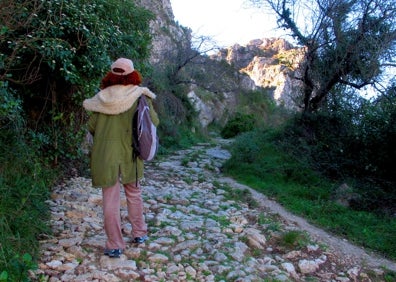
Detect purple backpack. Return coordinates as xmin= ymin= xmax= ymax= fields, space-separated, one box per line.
xmin=132 ymin=95 xmax=159 ymax=161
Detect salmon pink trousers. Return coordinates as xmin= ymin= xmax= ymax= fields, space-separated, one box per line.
xmin=102 ymin=179 xmax=147 ymax=250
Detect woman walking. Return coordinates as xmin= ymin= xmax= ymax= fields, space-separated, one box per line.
xmin=83 ymin=58 xmax=159 ymax=258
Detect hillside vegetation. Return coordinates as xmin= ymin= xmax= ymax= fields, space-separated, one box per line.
xmin=221 ymin=87 xmax=396 ymax=260
xmin=222 ymin=116 xmax=396 ymax=261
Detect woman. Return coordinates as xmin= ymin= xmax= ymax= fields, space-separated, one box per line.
xmin=83 ymin=58 xmax=159 ymax=258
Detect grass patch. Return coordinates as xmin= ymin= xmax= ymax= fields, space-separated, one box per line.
xmin=222 ymin=129 xmax=396 ymax=260
xmin=278 ymin=230 xmax=310 ymax=250
xmin=218 ymin=183 xmax=259 ymax=209
xmin=0 ymin=132 xmax=55 ymax=281
xmin=207 ymin=215 xmax=231 ymax=228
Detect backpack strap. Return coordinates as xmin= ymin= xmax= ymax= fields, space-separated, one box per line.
xmin=132 ymin=96 xmax=141 ymax=181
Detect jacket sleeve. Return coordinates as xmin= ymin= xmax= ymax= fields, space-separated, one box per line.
xmin=87 ymin=113 xmax=98 ymax=134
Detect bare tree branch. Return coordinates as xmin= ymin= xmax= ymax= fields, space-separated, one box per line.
xmin=248 ymin=0 xmax=396 ymax=112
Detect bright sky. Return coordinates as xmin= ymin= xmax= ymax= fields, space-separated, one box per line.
xmin=170 ymin=0 xmax=283 ymax=48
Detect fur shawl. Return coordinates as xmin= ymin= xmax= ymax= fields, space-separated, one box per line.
xmin=83 ymin=85 xmax=156 ymax=115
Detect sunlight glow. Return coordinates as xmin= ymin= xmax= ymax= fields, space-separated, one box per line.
xmin=170 ymin=0 xmax=281 ymax=47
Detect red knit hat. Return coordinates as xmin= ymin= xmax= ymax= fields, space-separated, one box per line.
xmin=111 ymin=58 xmax=134 ymax=75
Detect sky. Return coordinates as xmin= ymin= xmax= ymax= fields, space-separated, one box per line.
xmin=170 ymin=0 xmax=284 ymax=48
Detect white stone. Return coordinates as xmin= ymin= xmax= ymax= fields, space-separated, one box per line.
xmin=298 ymin=259 xmax=320 ymax=274
xmin=149 ymin=253 xmax=169 ymax=263
xmin=281 ymin=262 xmax=299 ymax=279
xmin=58 ymin=237 xmax=82 ymax=248
xmin=46 ymin=260 xmax=62 ymax=269
xmin=185 ymin=265 xmax=197 ymax=277
xmin=243 ymin=228 xmax=267 ymax=249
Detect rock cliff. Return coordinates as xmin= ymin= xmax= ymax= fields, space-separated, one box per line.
xmin=136 ymin=0 xmax=191 ymax=64
xmin=137 ymin=0 xmax=303 ymax=127
xmin=213 ymin=38 xmax=305 ymax=109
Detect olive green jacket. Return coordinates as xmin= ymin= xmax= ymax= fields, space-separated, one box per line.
xmin=84 ymin=85 xmax=159 ymax=188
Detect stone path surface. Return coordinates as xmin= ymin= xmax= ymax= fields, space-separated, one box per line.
xmin=33 ymin=141 xmax=396 ymax=281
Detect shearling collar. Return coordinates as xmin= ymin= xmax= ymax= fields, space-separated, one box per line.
xmin=83 ymin=85 xmax=156 ymax=115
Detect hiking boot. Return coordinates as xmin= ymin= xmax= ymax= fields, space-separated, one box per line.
xmin=133 ymin=235 xmax=148 ymax=244
xmin=104 ymin=248 xmax=122 ymax=258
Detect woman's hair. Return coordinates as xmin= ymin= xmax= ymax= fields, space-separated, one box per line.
xmin=100 ymin=70 xmax=142 ymax=89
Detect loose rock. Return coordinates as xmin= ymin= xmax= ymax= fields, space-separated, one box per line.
xmin=32 ymin=142 xmax=395 ymax=281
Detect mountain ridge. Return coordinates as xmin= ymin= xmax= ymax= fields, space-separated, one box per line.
xmin=137 ymin=0 xmax=303 ymax=126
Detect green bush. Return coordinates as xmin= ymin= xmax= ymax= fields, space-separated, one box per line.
xmin=221 ymin=112 xmax=256 ymax=138
xmin=223 ymin=126 xmax=396 ymax=260
xmin=220 ymin=88 xmax=284 ymax=139
xmin=276 ymin=87 xmax=396 ymax=214
xmin=0 ymin=1 xmax=155 ymax=280
xmin=0 ymin=130 xmax=54 ymax=281
xmin=1 ymin=0 xmax=154 ymax=169
xmin=279 ymin=112 xmax=349 ymax=178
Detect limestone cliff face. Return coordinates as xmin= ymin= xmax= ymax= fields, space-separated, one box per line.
xmin=136 ymin=1 xmax=303 ymax=127
xmin=136 ymin=0 xmax=190 ymax=64
xmin=214 ymin=38 xmax=305 ymax=109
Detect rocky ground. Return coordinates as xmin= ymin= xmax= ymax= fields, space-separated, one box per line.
xmin=32 ymin=140 xmax=396 ymax=281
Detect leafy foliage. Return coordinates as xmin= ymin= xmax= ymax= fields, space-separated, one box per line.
xmin=222 ymin=85 xmax=396 ymax=259
xmin=223 ymin=126 xmax=396 ymax=260
xmin=0 ymin=128 xmax=53 ymax=281
xmin=0 ymin=0 xmax=154 ymax=280
xmin=1 ymin=0 xmax=153 ymax=168
xmin=220 ymin=88 xmax=285 ymax=138
xmin=251 ymin=0 xmax=396 ymax=112
xmin=221 ymin=112 xmax=256 ymax=138
xmin=276 ymin=85 xmax=396 ymax=214
xmin=0 ymin=81 xmax=23 ymax=130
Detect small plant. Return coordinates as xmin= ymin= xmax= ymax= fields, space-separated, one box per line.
xmin=190 ymin=191 xmax=200 ymax=198
xmin=224 ymin=187 xmax=258 ymax=209
xmin=0 ymin=271 xmax=8 ymax=282
xmin=135 ymin=249 xmax=149 ymax=267
xmin=169 ymin=206 xmax=178 ymax=213
xmin=259 ymin=213 xmax=284 ymax=232
xmin=7 ymin=253 xmax=37 ymax=282
xmin=203 ymin=162 xmax=216 ymax=172
xmin=279 ymin=230 xmax=310 ymax=249
xmin=181 ymin=157 xmax=190 ymax=167
xmin=384 ymin=270 xmax=396 ymax=282
xmin=257 ymin=212 xmax=268 ymax=225
xmin=197 ymin=174 xmax=206 ymax=183
xmin=164 ymin=194 xmax=173 ymax=202
xmin=218 ymin=216 xmax=231 ymax=227
xmin=208 ymin=215 xmax=231 ymax=228
xmin=183 ymin=176 xmax=193 ymax=185
xmin=251 ymin=248 xmax=264 ymax=257
xmin=239 ymin=235 xmax=249 ymax=244
xmin=191 ymin=150 xmax=202 ymax=160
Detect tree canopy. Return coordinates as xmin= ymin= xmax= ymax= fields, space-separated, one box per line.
xmin=250 ymin=0 xmax=396 ymax=112
xmin=0 ymin=0 xmax=153 ymax=165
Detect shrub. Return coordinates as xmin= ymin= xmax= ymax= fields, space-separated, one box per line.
xmin=221 ymin=112 xmax=256 ymax=138
xmin=277 ymin=86 xmax=396 ymax=214
xmin=0 ymin=1 xmax=154 ymax=280
xmin=1 ymin=0 xmax=154 ymax=169
xmin=0 ymin=129 xmax=54 ymax=281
